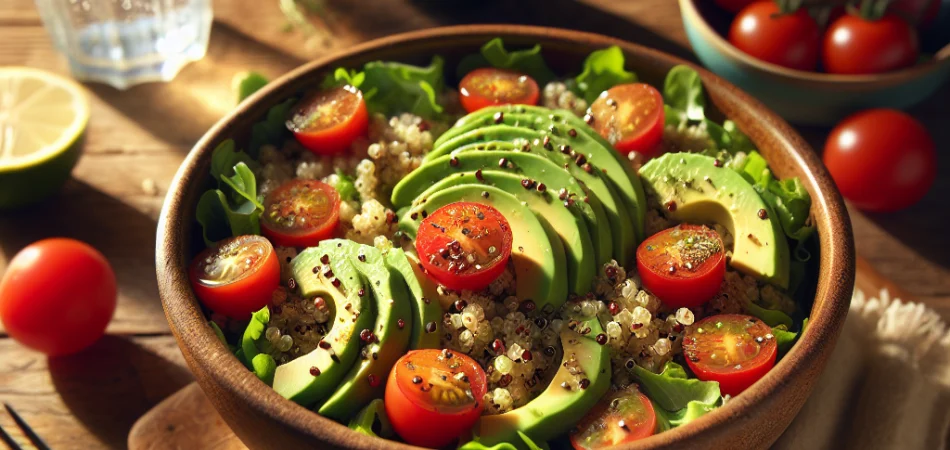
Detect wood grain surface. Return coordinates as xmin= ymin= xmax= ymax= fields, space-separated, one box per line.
xmin=0 ymin=0 xmax=948 ymax=448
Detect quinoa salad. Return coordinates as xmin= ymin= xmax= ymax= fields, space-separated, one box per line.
xmin=191 ymin=39 xmax=815 ymax=449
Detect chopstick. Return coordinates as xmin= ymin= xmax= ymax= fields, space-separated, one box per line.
xmin=1 ymin=403 xmax=51 ymax=450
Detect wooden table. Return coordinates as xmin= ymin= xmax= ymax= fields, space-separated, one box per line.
xmin=0 ymin=0 xmax=947 ymax=447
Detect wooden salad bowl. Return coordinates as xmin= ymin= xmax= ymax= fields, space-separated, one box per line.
xmin=156 ymin=25 xmax=855 ymax=450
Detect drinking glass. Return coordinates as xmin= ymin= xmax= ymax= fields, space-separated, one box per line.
xmin=34 ymin=0 xmax=213 ymax=89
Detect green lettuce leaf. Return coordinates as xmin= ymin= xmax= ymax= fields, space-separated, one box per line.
xmin=573 ymin=46 xmax=637 ymax=103
xmin=633 ymin=362 xmax=722 ymax=431
xmin=251 ymin=353 xmax=277 ymax=385
xmin=359 ymin=56 xmax=446 ymax=120
xmin=632 ymin=361 xmax=721 ymax=412
xmin=663 ymin=65 xmax=705 ymax=122
xmin=733 ymin=151 xmax=815 ymax=245
xmin=235 ymin=71 xmax=269 ymax=102
xmin=249 ymin=98 xmax=296 ymax=157
xmin=457 ymin=38 xmax=557 ymax=85
xmin=458 ymin=426 xmax=549 ymax=450
xmin=654 ymin=398 xmax=720 ymax=431
xmin=330 ymin=168 xmax=359 ymax=201
xmin=241 ymin=306 xmax=271 ymax=369
xmin=210 ymin=139 xmax=256 ymax=183
xmin=348 ymin=399 xmax=394 ymax=438
xmin=321 ymin=67 xmax=366 ymax=89
xmin=196 ymin=189 xmax=230 ymax=247
xmin=221 ymin=162 xmax=263 ymax=210
xmin=744 ymin=301 xmax=794 ymax=328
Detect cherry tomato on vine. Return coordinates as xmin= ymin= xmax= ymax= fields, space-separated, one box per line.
xmin=823 ymin=14 xmax=919 ymax=75
xmin=0 ymin=238 xmax=117 ymax=356
xmin=823 ymin=109 xmax=936 ymax=212
xmin=459 ymin=68 xmax=540 ymax=113
xmin=588 ymin=83 xmax=665 ymax=157
xmin=728 ymin=1 xmax=821 ymax=71
xmin=683 ymin=314 xmax=777 ymax=396
xmin=287 ymin=85 xmax=369 ymax=156
xmin=415 ymin=202 xmax=513 ymax=292
xmin=636 ymin=224 xmax=726 ymax=308
xmin=385 ymin=349 xmax=487 ymax=448
xmin=190 ymin=235 xmax=280 ymax=320
xmin=261 ymin=179 xmax=341 ymax=248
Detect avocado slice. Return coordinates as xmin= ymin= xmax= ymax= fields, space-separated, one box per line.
xmin=429 ymin=125 xmax=636 ymax=266
xmin=274 ymin=242 xmax=375 ymax=406
xmin=437 ymin=104 xmax=647 ymax=242
xmin=384 ymin=248 xmax=444 ymax=349
xmin=473 ymin=319 xmax=610 ymax=448
xmin=399 ymin=184 xmax=569 ymax=312
xmin=317 ymin=241 xmax=413 ymax=421
xmin=392 ymin=148 xmax=611 ymax=269
xmin=640 ymin=152 xmax=791 ymax=288
xmin=412 ymin=170 xmax=595 ymax=296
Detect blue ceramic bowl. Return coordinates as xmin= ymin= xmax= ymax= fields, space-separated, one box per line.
xmin=680 ymin=0 xmax=950 ymax=125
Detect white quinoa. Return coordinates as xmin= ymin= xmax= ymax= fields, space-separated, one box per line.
xmin=541 ymin=81 xmax=588 ymax=117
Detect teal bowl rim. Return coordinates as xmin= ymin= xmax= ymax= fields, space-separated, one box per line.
xmin=679 ymin=0 xmax=950 ymax=89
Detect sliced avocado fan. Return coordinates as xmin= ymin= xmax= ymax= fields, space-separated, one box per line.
xmin=412 ymin=169 xmax=596 ymax=297
xmin=429 ymin=125 xmax=636 ymax=266
xmin=435 ymin=104 xmax=647 ymax=245
xmin=392 ymin=147 xmax=611 ymax=269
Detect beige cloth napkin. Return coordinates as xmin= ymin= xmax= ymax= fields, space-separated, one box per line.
xmin=773 ymin=288 xmax=950 ymax=449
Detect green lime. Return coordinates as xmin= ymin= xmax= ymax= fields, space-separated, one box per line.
xmin=0 ymin=67 xmax=89 ymax=210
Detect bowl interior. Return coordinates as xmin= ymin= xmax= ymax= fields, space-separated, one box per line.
xmin=157 ymin=25 xmax=853 ymax=450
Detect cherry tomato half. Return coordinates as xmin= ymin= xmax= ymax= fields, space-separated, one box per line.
xmin=823 ymin=109 xmax=936 ymax=212
xmin=570 ymin=386 xmax=657 ymax=449
xmin=189 ymin=235 xmax=280 ymax=320
xmin=459 ymin=68 xmax=540 ymax=113
xmin=385 ymin=349 xmax=487 ymax=448
xmin=683 ymin=314 xmax=777 ymax=396
xmin=728 ymin=1 xmax=821 ymax=71
xmin=0 ymin=238 xmax=117 ymax=356
xmin=588 ymin=83 xmax=665 ymax=157
xmin=287 ymin=85 xmax=369 ymax=156
xmin=261 ymin=179 xmax=341 ymax=248
xmin=713 ymin=0 xmax=756 ymax=14
xmin=823 ymin=14 xmax=919 ymax=75
xmin=636 ymin=224 xmax=726 ymax=308
xmin=415 ymin=202 xmax=513 ymax=292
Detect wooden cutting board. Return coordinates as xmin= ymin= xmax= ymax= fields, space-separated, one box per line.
xmin=128 ymin=257 xmax=905 ymax=450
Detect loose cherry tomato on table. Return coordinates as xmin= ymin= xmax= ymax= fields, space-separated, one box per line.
xmin=588 ymin=83 xmax=665 ymax=157
xmin=189 ymin=235 xmax=280 ymax=320
xmin=385 ymin=349 xmax=487 ymax=448
xmin=728 ymin=1 xmax=821 ymax=71
xmin=570 ymin=385 xmax=657 ymax=449
xmin=459 ymin=68 xmax=540 ymax=113
xmin=0 ymin=238 xmax=117 ymax=356
xmin=713 ymin=0 xmax=756 ymax=14
xmin=636 ymin=224 xmax=726 ymax=308
xmin=415 ymin=201 xmax=513 ymax=292
xmin=823 ymin=109 xmax=936 ymax=212
xmin=287 ymin=85 xmax=369 ymax=156
xmin=261 ymin=179 xmax=341 ymax=247
xmin=823 ymin=14 xmax=918 ymax=75
xmin=683 ymin=314 xmax=777 ymax=396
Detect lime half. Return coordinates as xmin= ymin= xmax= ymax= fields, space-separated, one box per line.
xmin=0 ymin=67 xmax=89 ymax=209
